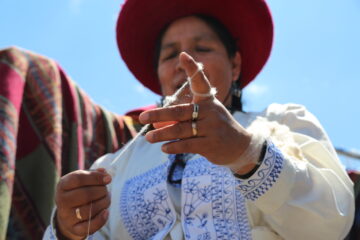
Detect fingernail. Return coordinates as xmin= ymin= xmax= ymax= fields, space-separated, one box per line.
xmin=103 ymin=209 xmax=109 ymax=219
xmin=182 ymin=52 xmax=191 ymax=61
xmin=162 ymin=145 xmax=168 ymax=152
xmin=139 ymin=112 xmax=149 ymax=123
xmin=103 ymin=175 xmax=112 ymax=183
xmin=146 ymin=132 xmax=154 ymax=142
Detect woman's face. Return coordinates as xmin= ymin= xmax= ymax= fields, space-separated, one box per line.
xmin=157 ymin=16 xmax=241 ymax=106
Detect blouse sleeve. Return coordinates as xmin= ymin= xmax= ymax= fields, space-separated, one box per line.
xmin=236 ymin=103 xmax=354 ymax=240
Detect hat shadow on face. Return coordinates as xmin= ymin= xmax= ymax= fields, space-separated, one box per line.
xmin=116 ymin=0 xmax=274 ymax=95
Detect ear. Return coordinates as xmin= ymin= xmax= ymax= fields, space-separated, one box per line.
xmin=231 ymin=51 xmax=241 ymax=82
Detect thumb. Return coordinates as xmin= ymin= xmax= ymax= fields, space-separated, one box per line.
xmin=179 ymin=52 xmax=214 ymax=103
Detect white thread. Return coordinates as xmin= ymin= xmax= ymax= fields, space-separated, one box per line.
xmin=190 ymin=62 xmax=204 ymax=79
xmin=85 ymin=202 xmax=93 ymax=240
xmin=189 ymin=86 xmax=217 ymax=98
xmin=82 ymin=59 xmax=220 ymax=238
xmin=109 ymin=81 xmax=190 ymax=170
xmin=186 ymin=62 xmax=217 ymax=98
xmin=109 ymin=59 xmax=216 ymax=171
xmin=162 ymin=81 xmax=190 ymax=106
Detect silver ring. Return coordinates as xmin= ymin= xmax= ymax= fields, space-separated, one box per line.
xmin=192 ymin=104 xmax=199 ymax=121
xmin=191 ymin=121 xmax=198 ymax=137
xmin=75 ymin=207 xmax=82 ymax=220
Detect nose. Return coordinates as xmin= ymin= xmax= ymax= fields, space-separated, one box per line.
xmin=175 ymin=50 xmax=199 ymax=72
xmin=175 ymin=53 xmax=184 ymax=73
xmin=173 ymin=51 xmax=200 ymax=91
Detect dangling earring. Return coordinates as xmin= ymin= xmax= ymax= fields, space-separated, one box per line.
xmin=229 ymin=81 xmax=243 ymax=113
xmin=157 ymin=96 xmax=166 ymax=107
xmin=231 ymin=81 xmax=242 ymax=98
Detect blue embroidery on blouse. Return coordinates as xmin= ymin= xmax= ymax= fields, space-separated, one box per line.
xmin=48 ymin=228 xmax=56 ymax=240
xmin=120 ymin=162 xmax=175 ymax=240
xmin=236 ymin=141 xmax=284 ymax=201
xmin=49 ymin=224 xmax=93 ymax=240
xmin=182 ymin=158 xmax=251 ymax=240
xmin=120 ymin=156 xmax=252 ymax=240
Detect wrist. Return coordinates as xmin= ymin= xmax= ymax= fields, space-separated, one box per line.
xmin=55 ymin=212 xmax=83 ymax=240
xmin=228 ymin=132 xmax=267 ymax=178
xmin=233 ymin=140 xmax=267 ymax=179
xmin=233 ymin=162 xmax=258 ymax=175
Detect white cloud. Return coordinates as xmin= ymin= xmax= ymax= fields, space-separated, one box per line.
xmin=246 ymin=83 xmax=268 ymax=96
xmin=134 ymin=83 xmax=146 ymax=94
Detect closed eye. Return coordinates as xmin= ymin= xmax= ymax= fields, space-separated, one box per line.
xmin=196 ymin=47 xmax=212 ymax=52
xmin=162 ymin=51 xmax=178 ymax=61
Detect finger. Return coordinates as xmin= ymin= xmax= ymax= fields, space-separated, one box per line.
xmin=161 ymin=137 xmax=207 ymax=155
xmin=139 ymin=103 xmax=192 ymax=124
xmin=139 ymin=103 xmax=203 ymax=124
xmin=58 ymin=186 xmax=108 ymax=208
xmin=58 ymin=170 xmax=112 ymax=192
xmin=179 ymin=52 xmax=213 ymax=103
xmin=72 ymin=208 xmax=109 ymax=236
xmin=153 ymin=121 xmax=178 ymax=129
xmin=146 ymin=120 xmax=206 ymax=143
xmin=72 ymin=195 xmax=111 ymax=222
xmin=95 ymin=168 xmax=107 ymax=173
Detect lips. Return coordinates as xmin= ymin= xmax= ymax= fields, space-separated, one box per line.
xmin=166 ymin=80 xmax=193 ymax=105
xmin=173 ymin=76 xmax=188 ymax=91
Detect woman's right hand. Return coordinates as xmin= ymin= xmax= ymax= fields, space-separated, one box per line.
xmin=54 ymin=168 xmax=112 ymax=239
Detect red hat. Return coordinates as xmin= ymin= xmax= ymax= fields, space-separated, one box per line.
xmin=117 ymin=0 xmax=273 ymax=95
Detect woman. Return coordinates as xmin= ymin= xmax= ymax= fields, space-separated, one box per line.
xmin=44 ymin=0 xmax=354 ymax=239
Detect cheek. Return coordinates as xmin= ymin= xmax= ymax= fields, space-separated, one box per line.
xmin=206 ymin=63 xmax=233 ymax=101
xmin=159 ymin=79 xmax=172 ymax=96
xmin=157 ymin=65 xmax=172 ymax=94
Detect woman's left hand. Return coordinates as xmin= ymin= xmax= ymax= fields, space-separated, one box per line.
xmin=139 ymin=52 xmax=254 ymax=173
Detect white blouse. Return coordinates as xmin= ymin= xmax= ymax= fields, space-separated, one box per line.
xmin=44 ymin=103 xmax=354 ymax=240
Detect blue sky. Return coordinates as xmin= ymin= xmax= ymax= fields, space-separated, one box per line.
xmin=1 ymin=0 xmax=359 ymax=166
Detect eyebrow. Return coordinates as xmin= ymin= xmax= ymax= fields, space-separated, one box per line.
xmin=160 ymin=34 xmax=217 ymax=51
xmin=161 ymin=42 xmax=177 ymax=51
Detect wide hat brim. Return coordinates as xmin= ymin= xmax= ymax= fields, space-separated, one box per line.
xmin=117 ymin=0 xmax=273 ymax=95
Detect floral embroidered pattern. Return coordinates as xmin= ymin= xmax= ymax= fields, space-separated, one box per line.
xmin=120 ymin=163 xmax=175 ymax=240
xmin=47 ymin=228 xmax=56 ymax=240
xmin=120 ymin=156 xmax=253 ymax=240
xmin=182 ymin=158 xmax=251 ymax=240
xmin=236 ymin=141 xmax=284 ymax=201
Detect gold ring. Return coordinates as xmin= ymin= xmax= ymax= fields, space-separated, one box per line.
xmin=192 ymin=103 xmax=199 ymax=121
xmin=192 ymin=121 xmax=197 ymax=137
xmin=75 ymin=207 xmax=82 ymax=220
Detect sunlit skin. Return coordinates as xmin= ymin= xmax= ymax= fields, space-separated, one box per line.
xmin=53 ymin=16 xmax=258 ymax=239
xmin=140 ymin=51 xmax=253 ymax=169
xmin=139 ymin=17 xmax=255 ymax=170
xmin=157 ymin=16 xmax=241 ymax=106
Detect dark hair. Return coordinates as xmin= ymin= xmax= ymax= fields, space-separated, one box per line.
xmin=154 ymin=14 xmax=243 ymax=111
